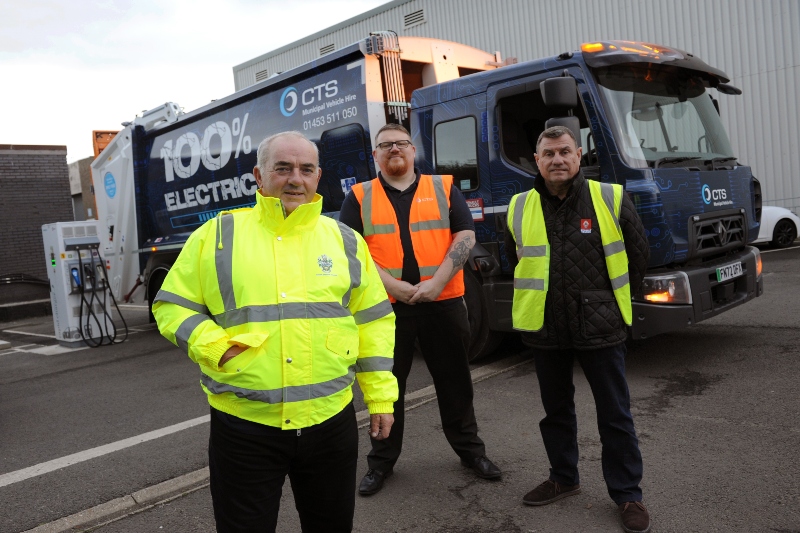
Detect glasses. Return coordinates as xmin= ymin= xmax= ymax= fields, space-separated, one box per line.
xmin=376 ymin=140 xmax=413 ymax=151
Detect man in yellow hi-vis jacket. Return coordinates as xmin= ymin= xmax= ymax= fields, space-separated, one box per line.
xmin=153 ymin=131 xmax=398 ymax=533
xmin=505 ymin=126 xmax=651 ymax=533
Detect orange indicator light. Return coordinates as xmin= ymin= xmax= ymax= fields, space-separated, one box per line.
xmin=581 ymin=43 xmax=604 ymax=53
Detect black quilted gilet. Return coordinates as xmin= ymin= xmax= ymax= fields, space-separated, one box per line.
xmin=507 ymin=171 xmax=650 ymax=351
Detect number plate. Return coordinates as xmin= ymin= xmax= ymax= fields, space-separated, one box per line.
xmin=716 ymin=261 xmax=743 ymax=282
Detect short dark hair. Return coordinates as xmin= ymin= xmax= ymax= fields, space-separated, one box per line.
xmin=375 ymin=123 xmax=410 ymax=143
xmin=536 ymin=126 xmax=578 ymax=152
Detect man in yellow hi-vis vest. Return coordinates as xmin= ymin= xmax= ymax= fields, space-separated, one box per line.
xmin=505 ymin=126 xmax=651 ymax=533
xmin=153 ymin=131 xmax=398 ymax=533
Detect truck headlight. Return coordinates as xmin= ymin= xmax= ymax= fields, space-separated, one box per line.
xmin=634 ymin=272 xmax=692 ymax=304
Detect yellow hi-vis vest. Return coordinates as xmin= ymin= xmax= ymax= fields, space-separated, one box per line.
xmin=152 ymin=193 xmax=398 ymax=430
xmin=507 ymin=180 xmax=632 ymax=332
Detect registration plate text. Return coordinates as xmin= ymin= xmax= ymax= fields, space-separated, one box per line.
xmin=716 ymin=262 xmax=743 ymax=282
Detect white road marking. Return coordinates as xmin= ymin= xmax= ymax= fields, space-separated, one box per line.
xmin=759 ymin=245 xmax=799 ymax=254
xmin=1 ymin=354 xmax=533 ymax=489
xmin=0 ymin=415 xmax=210 ymax=488
xmin=2 ymin=329 xmax=57 ymax=339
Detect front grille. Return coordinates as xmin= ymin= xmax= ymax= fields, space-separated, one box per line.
xmin=691 ymin=211 xmax=745 ymax=258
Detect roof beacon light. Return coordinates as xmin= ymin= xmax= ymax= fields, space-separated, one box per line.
xmin=581 ymin=42 xmax=605 ymax=53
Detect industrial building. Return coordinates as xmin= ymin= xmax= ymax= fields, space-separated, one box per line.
xmin=233 ymin=0 xmax=799 ymax=212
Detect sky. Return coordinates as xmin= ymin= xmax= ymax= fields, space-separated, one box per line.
xmin=0 ymin=0 xmax=388 ymax=163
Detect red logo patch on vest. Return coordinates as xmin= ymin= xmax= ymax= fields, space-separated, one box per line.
xmin=580 ymin=219 xmax=592 ymax=234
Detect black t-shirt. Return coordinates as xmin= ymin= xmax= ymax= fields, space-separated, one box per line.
xmin=338 ymin=170 xmax=475 ymax=316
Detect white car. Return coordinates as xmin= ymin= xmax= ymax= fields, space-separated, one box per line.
xmin=753 ymin=206 xmax=800 ymax=248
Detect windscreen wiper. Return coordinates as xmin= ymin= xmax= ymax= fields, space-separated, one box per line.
xmin=653 ymin=156 xmax=698 ymax=168
xmin=710 ymin=156 xmax=738 ymax=169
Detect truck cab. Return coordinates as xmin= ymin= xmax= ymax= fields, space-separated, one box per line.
xmin=412 ymin=41 xmax=763 ymax=356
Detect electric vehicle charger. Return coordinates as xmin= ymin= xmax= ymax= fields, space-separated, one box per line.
xmin=75 ymin=243 xmax=129 ymax=347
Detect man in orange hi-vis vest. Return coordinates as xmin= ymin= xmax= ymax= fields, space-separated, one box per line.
xmin=339 ymin=123 xmax=501 ymax=496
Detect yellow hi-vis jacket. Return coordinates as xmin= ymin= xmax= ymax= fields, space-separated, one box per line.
xmin=507 ymin=180 xmax=633 ymax=332
xmin=153 ymin=192 xmax=398 ymax=430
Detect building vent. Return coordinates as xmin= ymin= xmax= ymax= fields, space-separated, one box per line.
xmin=404 ymin=9 xmax=425 ymax=28
xmin=255 ymin=69 xmax=270 ymax=82
xmin=320 ymin=43 xmax=335 ymax=56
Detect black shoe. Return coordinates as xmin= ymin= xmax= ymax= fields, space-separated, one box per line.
xmin=358 ymin=468 xmax=392 ymax=496
xmin=460 ymin=455 xmax=502 ymax=480
xmin=522 ymin=479 xmax=581 ymax=506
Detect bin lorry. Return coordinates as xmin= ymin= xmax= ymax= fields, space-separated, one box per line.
xmin=91 ymin=34 xmax=763 ymax=358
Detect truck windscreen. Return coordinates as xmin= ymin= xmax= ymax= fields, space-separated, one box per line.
xmin=593 ymin=64 xmax=735 ymax=169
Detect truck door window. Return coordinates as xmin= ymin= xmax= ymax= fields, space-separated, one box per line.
xmin=497 ymin=85 xmax=591 ymax=175
xmin=434 ymin=116 xmax=478 ymax=191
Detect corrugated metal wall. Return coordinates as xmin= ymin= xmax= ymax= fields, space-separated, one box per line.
xmin=235 ymin=0 xmax=800 ymax=210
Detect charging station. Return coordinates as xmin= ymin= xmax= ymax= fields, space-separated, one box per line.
xmin=42 ymin=221 xmax=121 ymax=348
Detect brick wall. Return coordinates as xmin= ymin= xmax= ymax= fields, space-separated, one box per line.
xmin=0 ymin=145 xmax=73 ymax=303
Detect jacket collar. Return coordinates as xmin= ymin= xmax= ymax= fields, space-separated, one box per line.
xmin=254 ymin=192 xmax=323 ymax=233
xmin=534 ymin=168 xmax=585 ymax=200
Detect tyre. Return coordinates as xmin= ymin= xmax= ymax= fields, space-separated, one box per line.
xmin=771 ymin=219 xmax=797 ymax=249
xmin=463 ymin=269 xmax=504 ymax=361
xmin=146 ymin=269 xmax=168 ymax=323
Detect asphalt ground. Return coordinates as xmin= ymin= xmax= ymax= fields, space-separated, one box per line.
xmin=1 ymin=243 xmax=799 ymax=532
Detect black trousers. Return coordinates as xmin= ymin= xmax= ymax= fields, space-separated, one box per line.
xmin=533 ymin=343 xmax=644 ymax=505
xmin=209 ymin=403 xmax=358 ymax=533
xmin=367 ymin=301 xmax=485 ymax=471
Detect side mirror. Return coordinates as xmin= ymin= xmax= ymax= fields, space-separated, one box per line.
xmin=717 ymin=83 xmax=742 ymax=95
xmin=540 ymin=77 xmax=578 ymax=109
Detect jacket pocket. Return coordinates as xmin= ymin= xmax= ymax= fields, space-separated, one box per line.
xmin=579 ymin=290 xmax=621 ymax=339
xmin=219 ymin=332 xmax=269 ymax=374
xmin=326 ymin=327 xmax=359 ymax=365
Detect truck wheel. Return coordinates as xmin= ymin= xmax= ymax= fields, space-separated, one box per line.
xmin=463 ymin=269 xmax=503 ymax=361
xmin=147 ymin=270 xmax=168 ymax=323
xmin=771 ymin=219 xmax=797 ymax=249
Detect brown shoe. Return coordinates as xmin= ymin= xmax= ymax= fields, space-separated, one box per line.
xmin=522 ymin=479 xmax=581 ymax=506
xmin=619 ymin=501 xmax=651 ymax=533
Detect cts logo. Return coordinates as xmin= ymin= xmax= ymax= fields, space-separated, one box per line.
xmin=702 ymin=184 xmax=727 ymax=205
xmin=280 ymin=87 xmax=298 ymax=117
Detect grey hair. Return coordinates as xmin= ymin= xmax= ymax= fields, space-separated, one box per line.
xmin=536 ymin=126 xmax=578 ymax=152
xmin=256 ymin=131 xmax=319 ymax=173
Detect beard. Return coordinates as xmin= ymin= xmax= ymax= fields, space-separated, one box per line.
xmin=384 ymin=155 xmax=410 ymax=177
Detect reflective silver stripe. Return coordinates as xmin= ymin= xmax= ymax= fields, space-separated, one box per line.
xmin=214 ymin=302 xmax=351 ymax=328
xmin=154 ymin=289 xmax=209 ymax=315
xmin=385 ymin=267 xmax=403 ymax=277
xmin=610 ymin=271 xmax=630 ymax=291
xmin=603 ymin=240 xmax=626 ymax=256
xmin=520 ymin=245 xmax=547 ymax=258
xmin=418 ymin=265 xmax=439 ymax=277
xmin=514 ymin=277 xmax=545 ymax=291
xmin=200 ymin=368 xmax=355 ymax=404
xmin=175 ymin=314 xmax=211 ymax=354
xmin=512 ymin=191 xmax=529 ymax=260
xmin=353 ymin=299 xmax=393 ymax=325
xmin=410 ymin=175 xmax=451 ymax=232
xmin=372 ymin=224 xmax=396 ymax=234
xmin=361 ymin=181 xmax=375 ymax=236
xmin=411 ymin=219 xmax=450 ymax=231
xmin=355 ymin=356 xmax=394 ymax=373
xmin=337 ymin=221 xmax=361 ymax=308
xmin=361 ymin=181 xmax=395 ymax=236
xmin=215 ymin=213 xmax=236 ymax=311
xmin=431 ymin=175 xmax=450 ymax=227
xmin=599 ymin=182 xmax=621 ymax=233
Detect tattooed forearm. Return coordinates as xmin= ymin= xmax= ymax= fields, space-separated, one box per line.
xmin=447 ymin=235 xmax=473 ymax=276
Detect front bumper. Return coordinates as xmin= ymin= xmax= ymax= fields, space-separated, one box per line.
xmin=630 ymin=246 xmax=763 ymax=339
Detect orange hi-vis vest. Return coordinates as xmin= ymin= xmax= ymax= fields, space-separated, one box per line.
xmin=351 ymin=174 xmax=464 ymax=302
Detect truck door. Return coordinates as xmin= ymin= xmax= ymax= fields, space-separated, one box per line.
xmin=486 ymin=65 xmax=598 ymax=269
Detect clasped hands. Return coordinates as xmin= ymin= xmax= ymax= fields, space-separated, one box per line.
xmin=392 ymin=278 xmax=445 ymax=305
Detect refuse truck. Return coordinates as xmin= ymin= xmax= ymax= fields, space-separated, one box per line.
xmin=91 ymin=34 xmax=763 ymax=358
